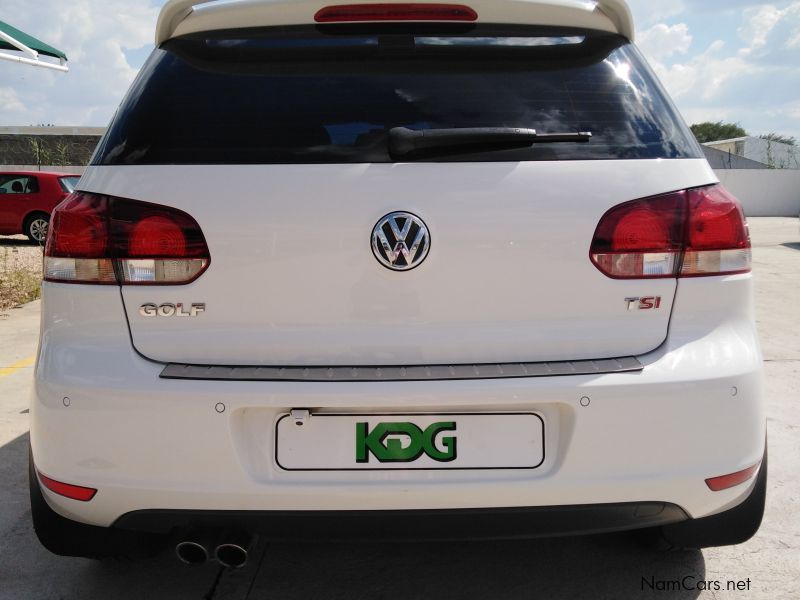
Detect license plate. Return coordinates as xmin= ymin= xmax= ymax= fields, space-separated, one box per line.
xmin=275 ymin=413 xmax=544 ymax=471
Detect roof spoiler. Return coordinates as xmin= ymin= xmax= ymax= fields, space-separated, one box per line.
xmin=156 ymin=0 xmax=635 ymax=46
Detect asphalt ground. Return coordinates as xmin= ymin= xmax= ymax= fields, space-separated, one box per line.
xmin=0 ymin=218 xmax=797 ymax=599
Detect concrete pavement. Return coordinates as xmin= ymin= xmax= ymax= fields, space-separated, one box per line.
xmin=0 ymin=218 xmax=798 ymax=599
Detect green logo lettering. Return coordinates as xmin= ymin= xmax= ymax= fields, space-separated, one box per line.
xmin=422 ymin=422 xmax=457 ymax=462
xmin=356 ymin=421 xmax=457 ymax=463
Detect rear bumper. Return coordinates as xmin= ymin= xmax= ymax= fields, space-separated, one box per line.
xmin=31 ymin=276 xmax=766 ymax=530
xmin=114 ymin=503 xmax=689 ymax=540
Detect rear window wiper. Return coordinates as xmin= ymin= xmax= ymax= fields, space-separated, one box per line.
xmin=388 ymin=127 xmax=592 ymax=158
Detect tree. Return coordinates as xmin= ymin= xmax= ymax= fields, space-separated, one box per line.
xmin=759 ymin=133 xmax=796 ymax=147
xmin=761 ymin=135 xmax=799 ymax=169
xmin=27 ymin=137 xmax=51 ymax=169
xmin=690 ymin=121 xmax=747 ymax=143
xmin=52 ymin=141 xmax=70 ymax=166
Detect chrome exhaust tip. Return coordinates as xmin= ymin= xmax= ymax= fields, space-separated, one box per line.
xmin=175 ymin=541 xmax=209 ymax=565
xmin=214 ymin=542 xmax=248 ymax=569
xmin=214 ymin=530 xmax=254 ymax=568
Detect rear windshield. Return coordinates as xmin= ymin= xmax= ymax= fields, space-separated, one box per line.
xmin=93 ymin=25 xmax=702 ymax=165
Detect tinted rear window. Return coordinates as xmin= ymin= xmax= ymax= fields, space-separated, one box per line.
xmin=93 ymin=25 xmax=702 ymax=165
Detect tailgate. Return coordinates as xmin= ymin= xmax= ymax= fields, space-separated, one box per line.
xmin=83 ymin=159 xmax=715 ymax=366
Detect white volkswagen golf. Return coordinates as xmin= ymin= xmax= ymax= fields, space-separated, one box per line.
xmin=30 ymin=0 xmax=766 ymax=565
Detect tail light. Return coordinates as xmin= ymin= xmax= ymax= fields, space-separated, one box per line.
xmin=681 ymin=185 xmax=752 ymax=277
xmin=590 ymin=185 xmax=751 ymax=279
xmin=314 ymin=3 xmax=478 ymax=22
xmin=45 ymin=192 xmax=210 ymax=285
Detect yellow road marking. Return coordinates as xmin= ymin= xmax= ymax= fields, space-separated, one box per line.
xmin=0 ymin=355 xmax=36 ymax=378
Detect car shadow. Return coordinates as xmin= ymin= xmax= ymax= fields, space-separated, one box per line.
xmin=0 ymin=237 xmax=41 ymax=248
xmin=1 ymin=431 xmax=705 ymax=600
xmin=250 ymin=536 xmax=705 ymax=599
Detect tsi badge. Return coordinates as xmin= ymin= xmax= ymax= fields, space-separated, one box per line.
xmin=139 ymin=303 xmax=206 ymax=318
xmin=356 ymin=421 xmax=457 ymax=463
xmin=625 ymin=296 xmax=663 ymax=311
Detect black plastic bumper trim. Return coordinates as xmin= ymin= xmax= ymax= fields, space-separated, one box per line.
xmin=159 ymin=356 xmax=643 ymax=382
xmin=114 ymin=502 xmax=687 ymax=540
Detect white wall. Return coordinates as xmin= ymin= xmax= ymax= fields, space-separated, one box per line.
xmin=1 ymin=165 xmax=85 ymax=174
xmin=715 ymin=170 xmax=800 ymax=217
xmin=3 ymin=164 xmax=798 ymax=217
xmin=707 ymin=137 xmax=800 ymax=170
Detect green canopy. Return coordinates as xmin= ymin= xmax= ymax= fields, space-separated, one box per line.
xmin=0 ymin=20 xmax=67 ymax=60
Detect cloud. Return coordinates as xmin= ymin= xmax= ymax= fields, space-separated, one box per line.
xmin=738 ymin=3 xmax=800 ymax=52
xmin=647 ymin=40 xmax=764 ymax=102
xmin=625 ymin=0 xmax=687 ymax=27
xmin=0 ymin=88 xmax=26 ymax=112
xmin=638 ymin=23 xmax=692 ymax=60
xmin=0 ymin=0 xmax=159 ymax=126
xmin=738 ymin=6 xmax=783 ymax=51
xmin=789 ymin=28 xmax=800 ymax=48
xmin=633 ymin=2 xmax=800 ymax=138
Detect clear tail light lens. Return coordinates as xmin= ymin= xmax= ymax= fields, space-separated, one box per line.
xmin=590 ymin=185 xmax=751 ymax=279
xmin=45 ymin=192 xmax=210 ymax=285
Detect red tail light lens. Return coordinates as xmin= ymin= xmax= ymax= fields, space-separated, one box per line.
xmin=49 ymin=194 xmax=109 ymax=257
xmin=314 ymin=3 xmax=478 ymax=22
xmin=45 ymin=192 xmax=210 ymax=285
xmin=590 ymin=192 xmax=685 ymax=279
xmin=681 ymin=185 xmax=751 ymax=277
xmin=590 ymin=185 xmax=751 ymax=279
xmin=45 ymin=194 xmax=116 ymax=283
xmin=129 ymin=216 xmax=187 ymax=256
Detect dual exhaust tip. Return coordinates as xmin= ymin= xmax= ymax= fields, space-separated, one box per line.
xmin=176 ymin=531 xmax=253 ymax=568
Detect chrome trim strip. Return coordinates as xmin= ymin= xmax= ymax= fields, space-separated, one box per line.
xmin=159 ymin=356 xmax=643 ymax=382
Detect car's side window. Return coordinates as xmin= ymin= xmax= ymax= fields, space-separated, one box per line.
xmin=0 ymin=175 xmax=39 ymax=195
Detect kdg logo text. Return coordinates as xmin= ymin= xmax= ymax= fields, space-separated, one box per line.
xmin=356 ymin=422 xmax=457 ymax=463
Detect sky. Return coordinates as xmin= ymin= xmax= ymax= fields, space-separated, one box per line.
xmin=0 ymin=0 xmax=799 ymax=139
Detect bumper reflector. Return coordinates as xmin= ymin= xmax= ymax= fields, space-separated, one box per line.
xmin=705 ymin=462 xmax=760 ymax=492
xmin=37 ymin=471 xmax=97 ymax=502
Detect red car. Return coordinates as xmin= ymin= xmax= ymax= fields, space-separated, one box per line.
xmin=0 ymin=171 xmax=81 ymax=243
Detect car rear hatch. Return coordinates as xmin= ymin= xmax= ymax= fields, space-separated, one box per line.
xmin=83 ymin=25 xmax=713 ymax=366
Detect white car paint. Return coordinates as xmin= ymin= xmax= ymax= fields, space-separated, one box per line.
xmin=32 ymin=270 xmax=764 ymax=527
xmin=79 ymin=159 xmax=716 ymax=366
xmin=29 ymin=0 xmax=765 ymax=548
